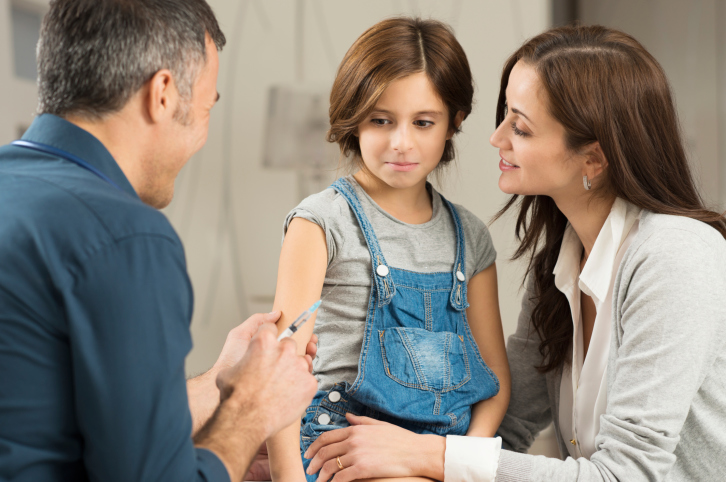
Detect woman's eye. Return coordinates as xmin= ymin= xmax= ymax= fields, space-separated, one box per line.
xmin=510 ymin=121 xmax=529 ymax=137
xmin=371 ymin=118 xmax=390 ymax=126
xmin=414 ymin=120 xmax=434 ymax=128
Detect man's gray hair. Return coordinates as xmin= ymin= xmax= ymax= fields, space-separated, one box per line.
xmin=37 ymin=0 xmax=226 ymax=119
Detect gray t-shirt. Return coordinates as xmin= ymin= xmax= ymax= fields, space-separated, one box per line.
xmin=283 ymin=175 xmax=496 ymax=390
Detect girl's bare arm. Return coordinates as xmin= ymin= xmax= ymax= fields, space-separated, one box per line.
xmin=267 ymin=217 xmax=328 ymax=482
xmin=464 ymin=262 xmax=512 ymax=437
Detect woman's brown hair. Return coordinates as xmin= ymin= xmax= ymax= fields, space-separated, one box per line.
xmin=328 ymin=17 xmax=473 ymax=168
xmin=495 ymin=25 xmax=726 ymax=373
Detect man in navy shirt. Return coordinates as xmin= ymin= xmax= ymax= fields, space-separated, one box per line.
xmin=0 ymin=1 xmax=317 ymax=481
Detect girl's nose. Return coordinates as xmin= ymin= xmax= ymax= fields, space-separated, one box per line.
xmin=391 ymin=125 xmax=414 ymax=152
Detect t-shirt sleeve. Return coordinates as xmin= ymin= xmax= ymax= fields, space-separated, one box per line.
xmin=63 ymin=235 xmax=229 ymax=482
xmin=456 ymin=204 xmax=497 ymax=279
xmin=282 ymin=189 xmax=340 ymax=266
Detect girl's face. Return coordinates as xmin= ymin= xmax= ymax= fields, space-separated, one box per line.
xmin=356 ymin=72 xmax=455 ymax=191
xmin=489 ymin=61 xmax=586 ymax=200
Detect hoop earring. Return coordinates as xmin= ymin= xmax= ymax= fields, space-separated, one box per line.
xmin=583 ymin=175 xmax=592 ymax=191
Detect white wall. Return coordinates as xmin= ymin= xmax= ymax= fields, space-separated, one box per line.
xmin=0 ymin=0 xmax=47 ymax=142
xmin=167 ymin=0 xmax=552 ymax=375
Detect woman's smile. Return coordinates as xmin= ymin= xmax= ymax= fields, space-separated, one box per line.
xmin=499 ymin=157 xmax=519 ymax=171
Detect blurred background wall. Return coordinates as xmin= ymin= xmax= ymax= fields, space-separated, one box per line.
xmin=2 ymin=0 xmax=725 ymax=459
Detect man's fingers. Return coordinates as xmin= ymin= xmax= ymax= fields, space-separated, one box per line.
xmin=304 ymin=354 xmax=314 ymax=373
xmin=233 ymin=311 xmax=281 ymax=338
xmin=254 ymin=322 xmax=280 ymax=339
xmin=278 ymin=337 xmax=299 ymax=356
xmin=305 ymin=338 xmax=318 ymax=360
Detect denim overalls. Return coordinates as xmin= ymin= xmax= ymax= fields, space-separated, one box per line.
xmin=300 ymin=178 xmax=500 ymax=480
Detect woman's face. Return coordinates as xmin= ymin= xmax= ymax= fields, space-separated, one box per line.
xmin=356 ymin=72 xmax=454 ymax=191
xmin=489 ymin=61 xmax=585 ymax=200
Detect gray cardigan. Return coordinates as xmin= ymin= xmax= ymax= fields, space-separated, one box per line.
xmin=495 ymin=210 xmax=726 ymax=481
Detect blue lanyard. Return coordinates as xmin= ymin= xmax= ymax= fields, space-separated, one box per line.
xmin=11 ymin=139 xmax=125 ymax=192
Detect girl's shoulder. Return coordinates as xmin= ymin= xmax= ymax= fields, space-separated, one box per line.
xmin=283 ymin=183 xmax=361 ymax=242
xmin=283 ymin=186 xmax=360 ymax=266
xmin=290 ymin=186 xmax=351 ymax=221
xmin=444 ymin=199 xmax=492 ymax=242
xmin=440 ymin=198 xmax=497 ymax=275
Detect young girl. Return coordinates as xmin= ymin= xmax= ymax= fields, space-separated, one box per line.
xmin=268 ymin=17 xmax=511 ymax=482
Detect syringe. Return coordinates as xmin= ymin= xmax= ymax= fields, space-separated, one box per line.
xmin=277 ymin=299 xmax=322 ymax=341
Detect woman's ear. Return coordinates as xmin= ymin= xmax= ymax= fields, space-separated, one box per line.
xmin=447 ymin=111 xmax=466 ymax=140
xmin=582 ymin=142 xmax=608 ymax=180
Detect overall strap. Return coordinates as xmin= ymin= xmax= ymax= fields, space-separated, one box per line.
xmin=331 ymin=178 xmax=396 ymax=306
xmin=441 ymin=197 xmax=469 ymax=311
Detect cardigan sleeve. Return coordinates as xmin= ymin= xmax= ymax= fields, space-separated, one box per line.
xmin=496 ymin=276 xmax=555 ymax=454
xmin=495 ymin=226 xmax=726 ymax=481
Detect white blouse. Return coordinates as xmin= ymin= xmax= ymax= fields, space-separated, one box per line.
xmin=444 ymin=198 xmax=642 ymax=480
xmin=555 ymin=198 xmax=641 ymax=459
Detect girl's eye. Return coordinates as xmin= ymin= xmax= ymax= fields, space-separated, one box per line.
xmin=414 ymin=120 xmax=434 ymax=128
xmin=510 ymin=121 xmax=529 ymax=137
xmin=371 ymin=118 xmax=390 ymax=126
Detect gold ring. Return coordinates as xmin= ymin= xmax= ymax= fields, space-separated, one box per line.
xmin=336 ymin=456 xmax=344 ymax=470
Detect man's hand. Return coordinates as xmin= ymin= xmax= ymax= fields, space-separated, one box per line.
xmin=194 ymin=323 xmax=318 ymax=482
xmin=213 ymin=312 xmax=281 ymax=371
xmin=216 ymin=311 xmax=319 ymax=372
xmin=188 ymin=312 xmax=318 ymax=434
xmin=215 ymin=324 xmax=317 ymax=437
xmin=231 ymin=334 xmax=318 ymax=481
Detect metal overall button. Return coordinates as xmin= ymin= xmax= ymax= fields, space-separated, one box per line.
xmin=317 ymin=413 xmax=331 ymax=425
xmin=456 ymin=271 xmax=465 ymax=282
xmin=376 ymin=265 xmax=389 ymax=277
xmin=328 ymin=391 xmax=341 ymax=403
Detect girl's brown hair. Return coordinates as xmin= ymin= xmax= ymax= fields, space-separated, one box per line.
xmin=495 ymin=25 xmax=726 ymax=373
xmin=328 ymin=17 xmax=473 ymax=168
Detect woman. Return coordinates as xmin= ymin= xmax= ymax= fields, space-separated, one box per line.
xmin=303 ymin=24 xmax=726 ymax=482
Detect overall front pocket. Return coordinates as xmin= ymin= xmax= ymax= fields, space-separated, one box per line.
xmin=378 ymin=327 xmax=471 ymax=392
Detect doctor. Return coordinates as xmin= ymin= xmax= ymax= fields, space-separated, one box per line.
xmin=0 ymin=1 xmax=316 ymax=481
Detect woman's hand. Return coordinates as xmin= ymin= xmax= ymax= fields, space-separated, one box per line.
xmin=303 ymin=414 xmax=445 ymax=482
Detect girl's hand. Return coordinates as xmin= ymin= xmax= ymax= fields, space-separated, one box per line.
xmin=303 ymin=413 xmax=445 ymax=482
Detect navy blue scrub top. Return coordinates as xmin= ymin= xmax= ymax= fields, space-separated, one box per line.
xmin=0 ymin=114 xmax=229 ymax=481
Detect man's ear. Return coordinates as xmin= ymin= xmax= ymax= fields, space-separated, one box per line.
xmin=582 ymin=142 xmax=608 ymax=180
xmin=446 ymin=110 xmax=466 ymax=140
xmin=146 ymin=69 xmax=177 ymax=123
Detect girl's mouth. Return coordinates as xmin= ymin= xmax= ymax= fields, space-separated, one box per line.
xmin=386 ymin=162 xmax=417 ymax=172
